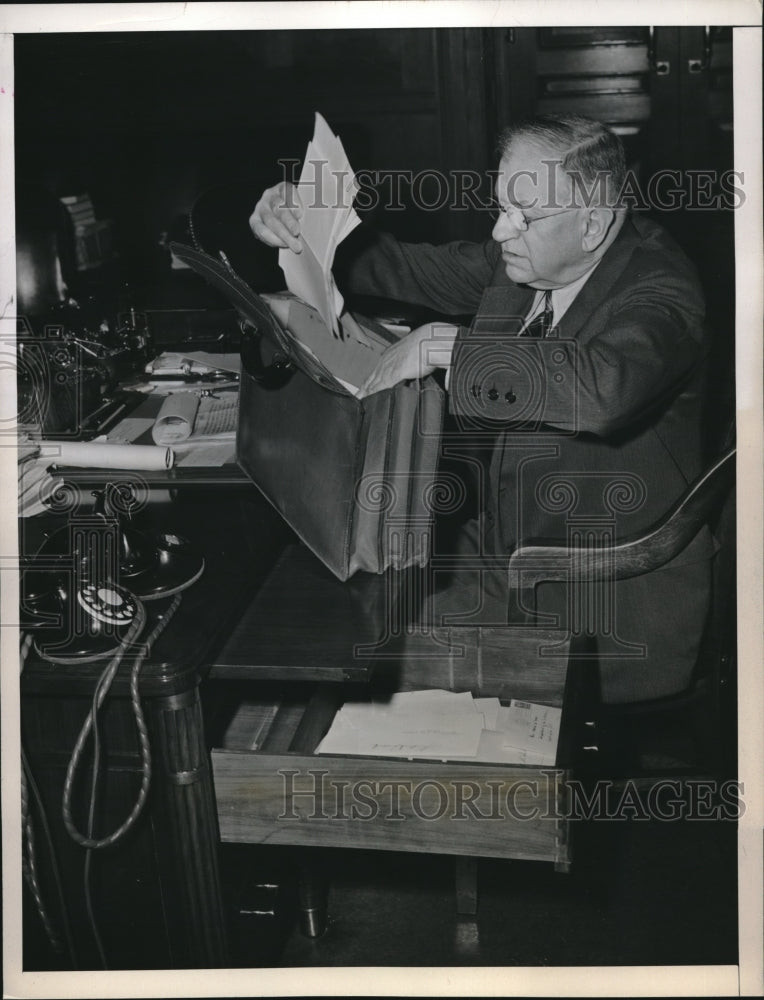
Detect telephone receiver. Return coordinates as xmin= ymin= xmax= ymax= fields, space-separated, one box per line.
xmin=22 ymin=484 xmax=204 ymax=663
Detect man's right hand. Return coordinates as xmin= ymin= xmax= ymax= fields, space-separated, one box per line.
xmin=249 ymin=181 xmax=303 ymax=254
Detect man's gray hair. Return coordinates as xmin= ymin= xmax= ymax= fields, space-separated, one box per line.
xmin=498 ymin=115 xmax=627 ymax=209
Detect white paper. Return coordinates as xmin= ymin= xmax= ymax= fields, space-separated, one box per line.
xmin=151 ymin=393 xmax=200 ymax=444
xmin=315 ymin=689 xmax=560 ymax=765
xmin=145 ymin=351 xmax=240 ymax=376
xmin=279 ymin=112 xmax=361 ymax=337
xmin=38 ymin=440 xmax=174 ymax=471
xmin=316 ymin=698 xmax=484 ymax=760
xmin=500 ymin=699 xmax=562 ymax=765
xmin=151 ymin=392 xmax=238 ymax=445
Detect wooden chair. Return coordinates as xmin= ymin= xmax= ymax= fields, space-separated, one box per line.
xmin=506 ymin=446 xmax=737 ymax=776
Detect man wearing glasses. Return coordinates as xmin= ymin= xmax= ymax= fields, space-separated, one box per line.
xmin=249 ymin=114 xmax=715 ymax=706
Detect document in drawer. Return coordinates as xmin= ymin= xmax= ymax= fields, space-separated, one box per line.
xmin=314 ymin=689 xmax=560 ymax=765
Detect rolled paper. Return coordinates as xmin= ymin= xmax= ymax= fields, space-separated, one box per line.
xmin=151 ymin=393 xmax=200 ymax=445
xmin=39 ymin=441 xmax=174 ymax=470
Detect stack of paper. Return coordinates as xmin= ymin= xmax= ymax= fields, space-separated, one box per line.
xmin=279 ymin=112 xmax=361 ymax=336
xmin=314 ymin=689 xmax=561 ymax=765
xmin=145 ymin=352 xmax=240 ymax=378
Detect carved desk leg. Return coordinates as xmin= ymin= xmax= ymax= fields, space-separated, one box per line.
xmin=146 ymin=686 xmax=230 ymax=968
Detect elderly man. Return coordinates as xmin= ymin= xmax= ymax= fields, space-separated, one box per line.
xmin=249 ymin=114 xmax=715 ymax=705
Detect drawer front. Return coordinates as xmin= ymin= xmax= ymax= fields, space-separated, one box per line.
xmin=212 ymin=750 xmax=571 ymax=864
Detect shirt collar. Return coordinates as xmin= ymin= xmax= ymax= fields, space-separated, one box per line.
xmin=527 ymin=260 xmax=603 ymax=324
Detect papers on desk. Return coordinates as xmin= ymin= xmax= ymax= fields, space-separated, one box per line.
xmin=278 ymin=112 xmax=361 ymax=336
xmin=314 ymin=690 xmax=561 ymax=765
xmin=111 ymin=389 xmax=239 ymax=467
xmin=150 ymin=391 xmax=238 ymax=467
xmin=145 ymin=351 xmax=240 ymax=378
xmin=150 ymin=392 xmax=238 ymax=445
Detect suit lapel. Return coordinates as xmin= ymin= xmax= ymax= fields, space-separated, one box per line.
xmin=554 ymin=218 xmax=641 ymax=339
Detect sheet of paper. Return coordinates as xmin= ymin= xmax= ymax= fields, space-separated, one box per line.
xmin=151 ymin=393 xmax=200 ymax=445
xmin=145 ymin=351 xmax=240 ymax=376
xmin=151 ymin=391 xmax=238 ymax=444
xmin=473 ymin=696 xmax=502 ymax=732
xmin=448 ymin=728 xmax=551 ymax=766
xmin=280 ymin=238 xmax=338 ymax=335
xmin=281 ymin=298 xmax=388 ymax=391
xmin=500 ymin=699 xmax=562 ymax=765
xmin=316 ymin=689 xmax=484 ymax=760
xmin=183 ymin=351 xmax=241 ymax=375
xmin=314 ymin=689 xmax=561 ymax=765
xmin=193 ymin=394 xmax=238 ymax=437
xmin=38 ymin=440 xmax=174 ymax=470
xmin=279 ymin=112 xmax=361 ymax=338
xmin=316 ymin=702 xmax=483 ymax=760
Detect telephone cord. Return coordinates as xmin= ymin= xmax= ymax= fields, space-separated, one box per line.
xmin=61 ymin=594 xmax=182 ymax=850
xmin=21 ymin=744 xmax=78 ymax=966
xmin=21 ymin=756 xmax=64 ymax=956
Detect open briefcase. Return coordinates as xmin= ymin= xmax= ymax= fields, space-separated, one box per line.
xmin=170 ymin=243 xmax=445 ymax=580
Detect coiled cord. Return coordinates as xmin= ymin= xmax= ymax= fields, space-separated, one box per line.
xmin=61 ymin=593 xmax=182 ymax=849
xmin=21 ymin=743 xmax=78 ymax=966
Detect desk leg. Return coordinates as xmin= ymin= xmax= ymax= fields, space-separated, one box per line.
xmin=147 ymin=687 xmax=229 ymax=968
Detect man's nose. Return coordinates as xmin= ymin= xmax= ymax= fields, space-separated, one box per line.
xmin=492 ymin=212 xmax=521 ymax=243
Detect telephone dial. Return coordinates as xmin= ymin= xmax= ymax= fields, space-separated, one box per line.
xmin=77 ymin=583 xmax=139 ymax=625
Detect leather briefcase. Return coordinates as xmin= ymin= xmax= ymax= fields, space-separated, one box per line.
xmin=170 ymin=243 xmax=445 ymax=580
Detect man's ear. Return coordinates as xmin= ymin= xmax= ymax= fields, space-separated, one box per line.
xmin=581 ymin=207 xmax=616 ymax=251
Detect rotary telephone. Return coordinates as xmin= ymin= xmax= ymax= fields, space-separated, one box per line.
xmin=22 ymin=484 xmax=204 ymax=663
xmin=21 ymin=484 xmax=205 ymax=857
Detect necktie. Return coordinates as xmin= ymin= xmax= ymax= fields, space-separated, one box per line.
xmin=522 ymin=290 xmax=554 ymax=338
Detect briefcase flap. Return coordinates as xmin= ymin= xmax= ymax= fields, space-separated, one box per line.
xmin=172 ymin=241 xmax=351 ymax=393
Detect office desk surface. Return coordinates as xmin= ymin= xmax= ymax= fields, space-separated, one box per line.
xmin=209 ymin=543 xmax=411 ymax=684
xmin=19 ymin=487 xmax=291 ymax=697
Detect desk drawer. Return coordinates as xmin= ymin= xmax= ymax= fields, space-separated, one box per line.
xmin=211 ymin=629 xmax=580 ymax=866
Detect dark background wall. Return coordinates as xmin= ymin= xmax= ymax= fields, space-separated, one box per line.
xmin=14 ymin=26 xmax=735 ymax=424
xmin=14 ymin=26 xmax=733 ymax=261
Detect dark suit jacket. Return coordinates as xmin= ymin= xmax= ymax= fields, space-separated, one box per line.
xmin=344 ymin=215 xmax=715 ymax=702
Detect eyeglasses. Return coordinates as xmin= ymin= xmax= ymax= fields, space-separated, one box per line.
xmin=492 ymin=203 xmax=581 ymax=232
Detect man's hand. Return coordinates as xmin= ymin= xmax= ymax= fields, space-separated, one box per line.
xmin=249 ymin=181 xmax=303 ymax=254
xmin=358 ymin=322 xmax=458 ymax=397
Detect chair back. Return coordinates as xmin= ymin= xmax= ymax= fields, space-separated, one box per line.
xmin=508 ymin=447 xmax=736 ymax=586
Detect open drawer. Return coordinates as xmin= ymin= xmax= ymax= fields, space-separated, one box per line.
xmin=210 ymin=627 xmax=585 ymax=868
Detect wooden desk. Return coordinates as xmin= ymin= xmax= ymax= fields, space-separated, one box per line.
xmin=21 ymin=496 xmax=589 ymax=968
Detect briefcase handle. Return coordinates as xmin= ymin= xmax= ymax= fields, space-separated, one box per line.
xmin=239 ymin=319 xmax=296 ymax=389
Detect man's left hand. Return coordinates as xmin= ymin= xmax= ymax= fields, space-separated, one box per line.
xmin=358 ymin=322 xmax=458 ymax=397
